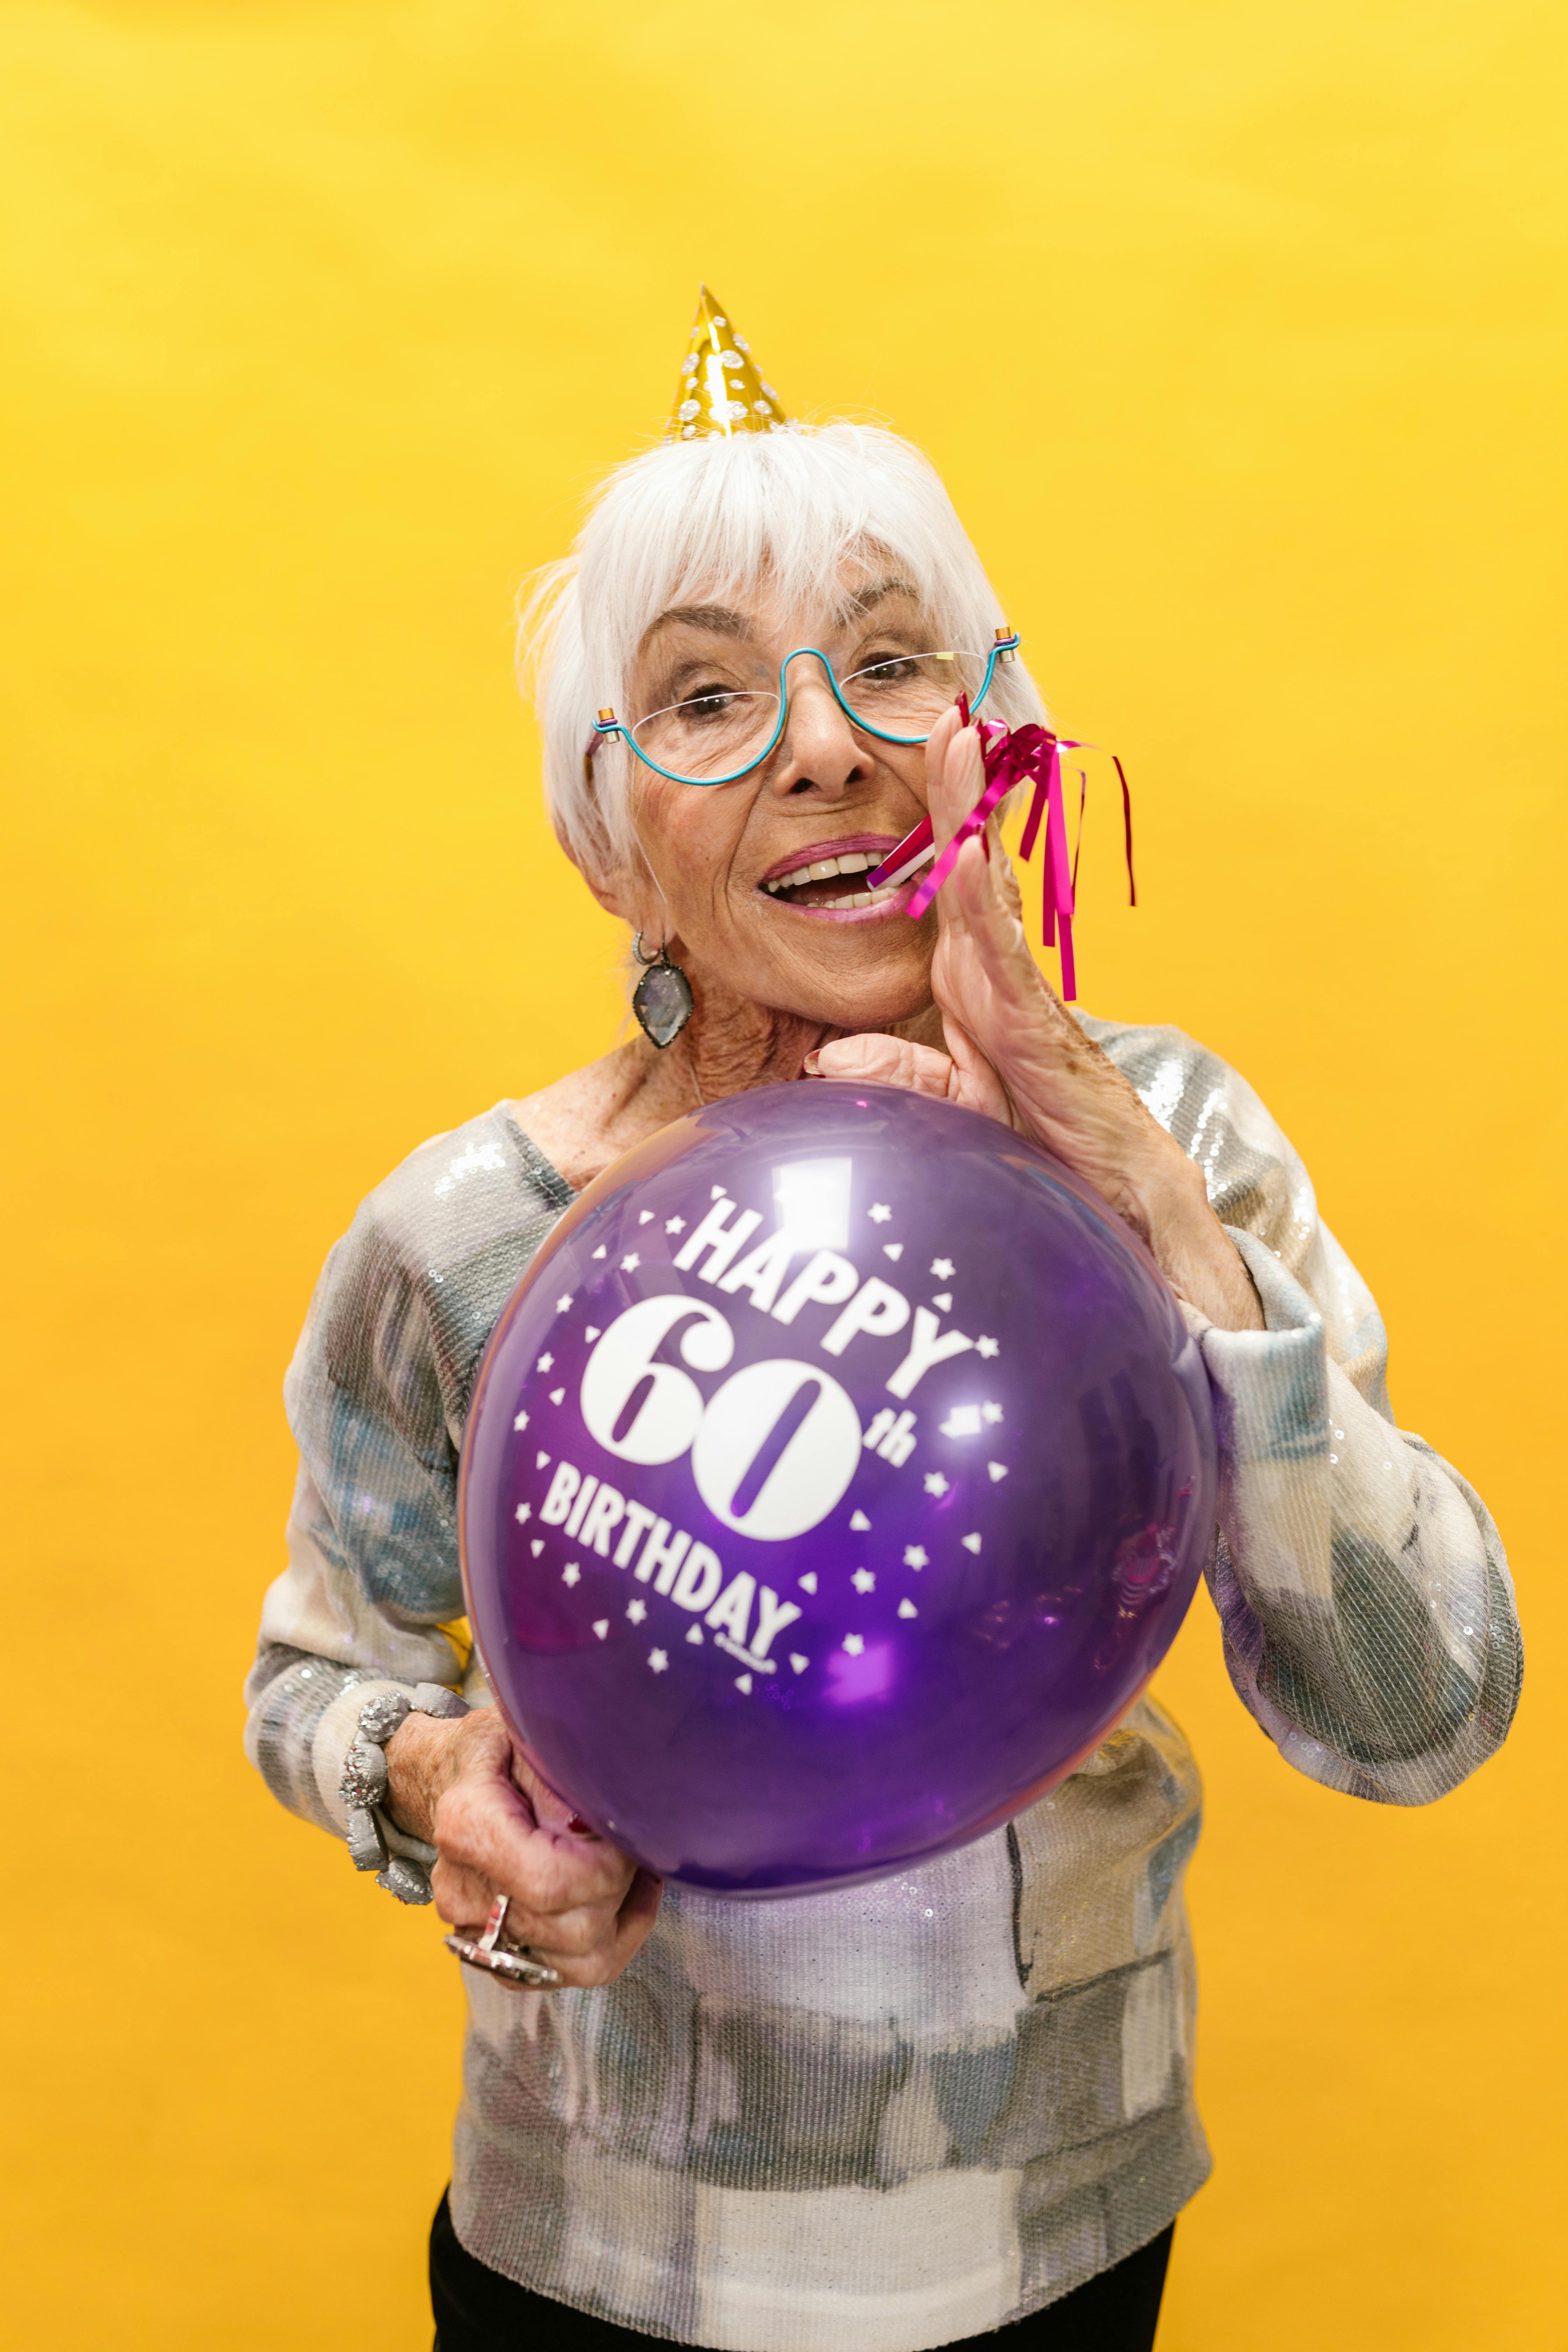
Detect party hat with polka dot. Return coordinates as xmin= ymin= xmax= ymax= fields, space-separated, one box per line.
xmin=667 ymin=286 xmax=790 ymax=441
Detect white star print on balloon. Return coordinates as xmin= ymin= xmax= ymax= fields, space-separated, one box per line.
xmin=982 ymin=1401 xmax=1004 ymax=1423
xmin=555 ymin=1295 xmax=573 ymax=1313
xmin=648 ymin=1649 xmax=668 ymax=1673
xmin=924 ymin=1472 xmax=949 ymax=1497
xmin=869 ymin=1203 xmax=892 ymax=1223
xmin=842 ymin=1634 xmax=865 ymax=1656
xmin=930 ymin=1257 xmax=954 ymax=1279
xmin=903 ymin=1545 xmax=929 ymax=1568
xmin=514 ymin=1503 xmax=531 ymax=1523
xmin=851 ymin=1569 xmax=875 ymax=1594
xmin=665 ymin=1216 xmax=685 ymax=1234
xmin=511 ymin=1409 xmax=528 ymax=1430
xmin=562 ymin=1564 xmax=580 ymax=1586
xmin=536 ymin=1352 xmax=554 ymax=1372
xmin=627 ymin=1599 xmax=647 ymax=1624
xmin=621 ymin=1253 xmax=640 ymax=1272
xmin=976 ymin=1336 xmax=999 ymax=1358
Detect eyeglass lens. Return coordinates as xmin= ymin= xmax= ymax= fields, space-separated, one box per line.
xmin=628 ymin=651 xmax=995 ymax=782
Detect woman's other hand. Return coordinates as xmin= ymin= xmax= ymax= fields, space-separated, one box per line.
xmin=384 ymin=1706 xmax=661 ymax=1987
xmin=810 ymin=706 xmax=1264 ymax=1335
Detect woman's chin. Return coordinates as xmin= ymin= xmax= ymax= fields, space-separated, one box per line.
xmin=756 ymin=967 xmax=934 ymax=1040
xmin=693 ymin=905 xmax=936 ymax=1040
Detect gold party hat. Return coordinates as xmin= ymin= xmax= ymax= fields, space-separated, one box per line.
xmin=666 ymin=285 xmax=790 ymax=440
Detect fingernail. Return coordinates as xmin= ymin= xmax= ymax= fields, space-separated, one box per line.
xmin=567 ymin=1814 xmax=596 ymax=1836
xmin=803 ymin=1051 xmax=821 ymax=1077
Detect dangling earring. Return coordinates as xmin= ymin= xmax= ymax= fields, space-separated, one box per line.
xmin=631 ymin=932 xmax=694 ymax=1049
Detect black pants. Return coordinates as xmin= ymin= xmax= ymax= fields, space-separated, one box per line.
xmin=430 ymin=2192 xmax=1172 ymax=2351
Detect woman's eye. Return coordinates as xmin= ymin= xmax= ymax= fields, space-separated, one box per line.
xmin=856 ymin=654 xmax=919 ymax=686
xmin=678 ymin=686 xmax=738 ymax=722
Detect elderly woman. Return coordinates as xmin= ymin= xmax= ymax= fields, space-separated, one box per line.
xmin=246 ymin=300 xmax=1519 ymax=2352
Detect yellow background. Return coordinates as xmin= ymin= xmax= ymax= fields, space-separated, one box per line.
xmin=4 ymin=3 xmax=1563 ymax=2345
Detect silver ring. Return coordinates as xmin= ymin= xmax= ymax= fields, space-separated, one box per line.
xmin=443 ymin=1894 xmax=563 ymax=1991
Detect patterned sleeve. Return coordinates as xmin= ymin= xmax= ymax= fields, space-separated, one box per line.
xmin=1089 ymin=1016 xmax=1522 ymax=1806
xmin=243 ymin=1110 xmax=572 ymax=1839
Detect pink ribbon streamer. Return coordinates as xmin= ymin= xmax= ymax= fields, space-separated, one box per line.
xmin=1113 ymin=754 xmax=1137 ymax=906
xmin=905 ymin=723 xmax=1082 ymax=999
xmin=868 ymin=720 xmax=1136 ymax=1004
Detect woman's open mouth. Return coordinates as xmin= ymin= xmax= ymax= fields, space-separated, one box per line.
xmin=755 ymin=835 xmax=936 ymax=922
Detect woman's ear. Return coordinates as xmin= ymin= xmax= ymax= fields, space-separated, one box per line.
xmin=566 ymin=837 xmax=665 ymax=943
xmin=579 ymin=859 xmax=635 ymax=922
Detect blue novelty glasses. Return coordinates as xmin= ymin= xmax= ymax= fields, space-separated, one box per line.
xmin=594 ymin=629 xmax=1021 ymax=788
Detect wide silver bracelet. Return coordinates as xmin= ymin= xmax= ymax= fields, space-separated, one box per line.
xmin=341 ymin=1681 xmax=469 ymax=1905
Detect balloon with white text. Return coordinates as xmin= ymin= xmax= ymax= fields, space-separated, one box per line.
xmin=458 ymin=1082 xmax=1215 ymax=1896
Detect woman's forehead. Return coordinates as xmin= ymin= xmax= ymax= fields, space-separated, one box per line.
xmin=637 ymin=567 xmax=930 ymax=656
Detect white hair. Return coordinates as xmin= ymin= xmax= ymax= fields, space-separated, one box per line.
xmin=516 ymin=422 xmax=1049 ymax=883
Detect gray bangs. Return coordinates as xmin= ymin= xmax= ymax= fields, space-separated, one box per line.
xmin=518 ymin=422 xmax=1048 ymax=882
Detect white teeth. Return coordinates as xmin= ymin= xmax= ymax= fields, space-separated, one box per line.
xmin=777 ymin=882 xmax=900 ymax=912
xmin=763 ymin=848 xmax=889 ymax=897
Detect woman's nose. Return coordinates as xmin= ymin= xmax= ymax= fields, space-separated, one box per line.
xmin=767 ymin=666 xmax=870 ymax=798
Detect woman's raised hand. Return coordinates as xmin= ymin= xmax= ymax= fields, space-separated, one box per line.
xmin=810 ymin=706 xmax=1264 ymax=1333
xmin=385 ymin=1706 xmax=661 ymax=1987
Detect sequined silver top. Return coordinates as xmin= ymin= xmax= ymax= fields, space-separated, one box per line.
xmin=245 ymin=1016 xmax=1519 ymax=2350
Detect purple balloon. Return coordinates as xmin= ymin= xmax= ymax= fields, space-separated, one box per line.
xmin=460 ymin=1083 xmax=1215 ymax=1897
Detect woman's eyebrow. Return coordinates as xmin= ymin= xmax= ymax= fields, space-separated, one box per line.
xmin=835 ymin=574 xmax=922 ymax=624
xmin=641 ymin=603 xmax=754 ymax=646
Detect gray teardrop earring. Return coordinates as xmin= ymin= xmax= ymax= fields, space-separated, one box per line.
xmin=631 ymin=932 xmax=695 ymax=1049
